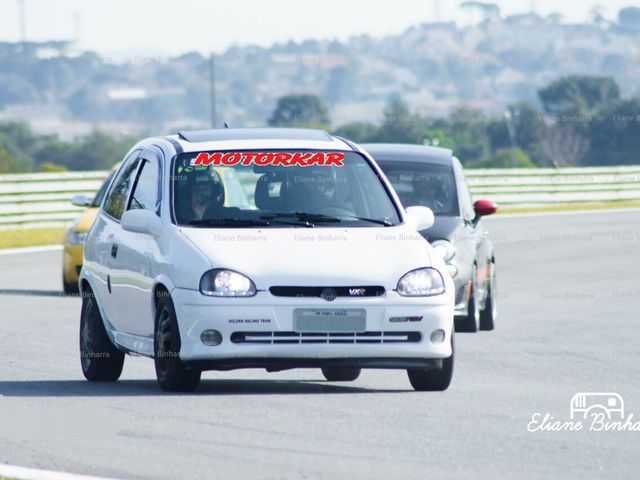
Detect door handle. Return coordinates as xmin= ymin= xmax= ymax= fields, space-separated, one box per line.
xmin=111 ymin=243 xmax=118 ymax=258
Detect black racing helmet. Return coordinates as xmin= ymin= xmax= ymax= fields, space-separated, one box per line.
xmin=175 ymin=165 xmax=225 ymax=221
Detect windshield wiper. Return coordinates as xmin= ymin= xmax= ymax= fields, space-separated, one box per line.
xmin=343 ymin=216 xmax=394 ymax=226
xmin=262 ymin=212 xmax=393 ymax=226
xmin=261 ymin=212 xmax=342 ymax=223
xmin=189 ymin=217 xmax=314 ymax=228
xmin=189 ymin=218 xmax=272 ymax=227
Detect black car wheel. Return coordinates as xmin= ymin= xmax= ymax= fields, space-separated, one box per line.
xmin=456 ymin=265 xmax=480 ymax=333
xmin=154 ymin=294 xmax=201 ymax=392
xmin=321 ymin=367 xmax=361 ymax=382
xmin=63 ymin=276 xmax=80 ymax=296
xmin=480 ymin=261 xmax=497 ymax=331
xmin=407 ymin=333 xmax=454 ymax=391
xmin=80 ymin=288 xmax=125 ymax=381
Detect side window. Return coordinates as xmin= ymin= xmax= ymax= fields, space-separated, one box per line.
xmin=128 ymin=160 xmax=160 ymax=214
xmin=103 ymin=154 xmax=141 ymax=220
xmin=90 ymin=172 xmax=115 ymax=208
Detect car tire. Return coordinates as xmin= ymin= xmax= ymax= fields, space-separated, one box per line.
xmin=321 ymin=367 xmax=361 ymax=382
xmin=480 ymin=262 xmax=496 ymax=331
xmin=407 ymin=333 xmax=454 ymax=391
xmin=63 ymin=277 xmax=80 ymax=296
xmin=154 ymin=293 xmax=201 ymax=392
xmin=80 ymin=288 xmax=125 ymax=381
xmin=456 ymin=266 xmax=480 ymax=333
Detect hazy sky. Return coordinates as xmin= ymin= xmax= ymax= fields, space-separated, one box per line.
xmin=0 ymin=0 xmax=637 ymax=56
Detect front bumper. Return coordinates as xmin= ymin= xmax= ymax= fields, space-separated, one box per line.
xmin=171 ymin=288 xmax=454 ymax=367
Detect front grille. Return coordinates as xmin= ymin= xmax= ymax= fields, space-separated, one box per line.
xmin=269 ymin=286 xmax=385 ymax=298
xmin=230 ymin=331 xmax=421 ymax=344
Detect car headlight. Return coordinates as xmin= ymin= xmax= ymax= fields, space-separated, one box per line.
xmin=431 ymin=239 xmax=456 ymax=263
xmin=397 ymin=267 xmax=445 ymax=296
xmin=200 ymin=269 xmax=257 ymax=297
xmin=67 ymin=231 xmax=87 ymax=245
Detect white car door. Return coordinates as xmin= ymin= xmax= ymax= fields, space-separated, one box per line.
xmin=99 ymin=153 xmax=142 ymax=333
xmin=109 ymin=149 xmax=162 ymax=337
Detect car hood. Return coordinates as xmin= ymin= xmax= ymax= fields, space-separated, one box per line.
xmin=179 ymin=226 xmax=434 ymax=290
xmin=420 ymin=216 xmax=463 ymax=242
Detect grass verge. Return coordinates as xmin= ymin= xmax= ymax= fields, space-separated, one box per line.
xmin=0 ymin=227 xmax=65 ymax=249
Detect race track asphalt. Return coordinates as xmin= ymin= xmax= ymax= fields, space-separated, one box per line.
xmin=1 ymin=210 xmax=639 ymax=479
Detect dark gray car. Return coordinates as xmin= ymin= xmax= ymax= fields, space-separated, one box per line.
xmin=363 ymin=143 xmax=498 ymax=332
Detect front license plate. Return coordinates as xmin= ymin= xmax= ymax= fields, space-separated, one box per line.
xmin=293 ymin=308 xmax=366 ymax=333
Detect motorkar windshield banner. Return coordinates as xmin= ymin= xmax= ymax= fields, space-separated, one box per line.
xmin=191 ymin=151 xmax=345 ymax=167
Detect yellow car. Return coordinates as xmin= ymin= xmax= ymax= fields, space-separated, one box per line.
xmin=62 ymin=171 xmax=114 ymax=295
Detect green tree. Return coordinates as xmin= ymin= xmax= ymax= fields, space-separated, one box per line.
xmin=331 ymin=122 xmax=378 ymax=142
xmin=467 ymin=147 xmax=537 ymax=169
xmin=0 ymin=146 xmax=21 ymax=173
xmin=0 ymin=122 xmax=39 ymax=169
xmin=487 ymin=102 xmax=546 ymax=165
xmin=445 ymin=106 xmax=489 ymax=164
xmin=587 ymin=98 xmax=640 ymax=165
xmin=33 ymin=137 xmax=73 ymax=170
xmin=39 ymin=162 xmax=68 ymax=172
xmin=538 ymin=76 xmax=620 ymax=119
xmin=376 ymin=99 xmax=429 ymax=144
xmin=268 ymin=94 xmax=329 ymax=128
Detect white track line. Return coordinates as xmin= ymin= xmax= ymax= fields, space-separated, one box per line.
xmin=0 ymin=463 xmax=121 ymax=480
xmin=0 ymin=245 xmax=63 ymax=256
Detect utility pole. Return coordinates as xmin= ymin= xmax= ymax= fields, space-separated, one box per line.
xmin=209 ymin=53 xmax=217 ymax=128
xmin=18 ymin=0 xmax=27 ymax=45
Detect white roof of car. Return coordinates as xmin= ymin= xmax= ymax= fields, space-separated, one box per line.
xmin=165 ymin=128 xmax=353 ymax=153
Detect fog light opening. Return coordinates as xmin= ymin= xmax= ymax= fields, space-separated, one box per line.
xmin=201 ymin=329 xmax=222 ymax=346
xmin=430 ymin=329 xmax=446 ymax=345
xmin=389 ymin=316 xmax=422 ymax=323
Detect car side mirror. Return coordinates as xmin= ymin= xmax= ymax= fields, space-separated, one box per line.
xmin=405 ymin=206 xmax=435 ymax=231
xmin=70 ymin=194 xmax=92 ymax=207
xmin=473 ymin=199 xmax=498 ymax=218
xmin=121 ymin=209 xmax=162 ymax=237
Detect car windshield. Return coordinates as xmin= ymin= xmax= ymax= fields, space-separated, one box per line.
xmin=378 ymin=161 xmax=459 ymax=216
xmin=173 ymin=150 xmax=401 ymax=227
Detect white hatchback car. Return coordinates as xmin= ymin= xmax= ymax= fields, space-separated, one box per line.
xmin=79 ymin=128 xmax=455 ymax=392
